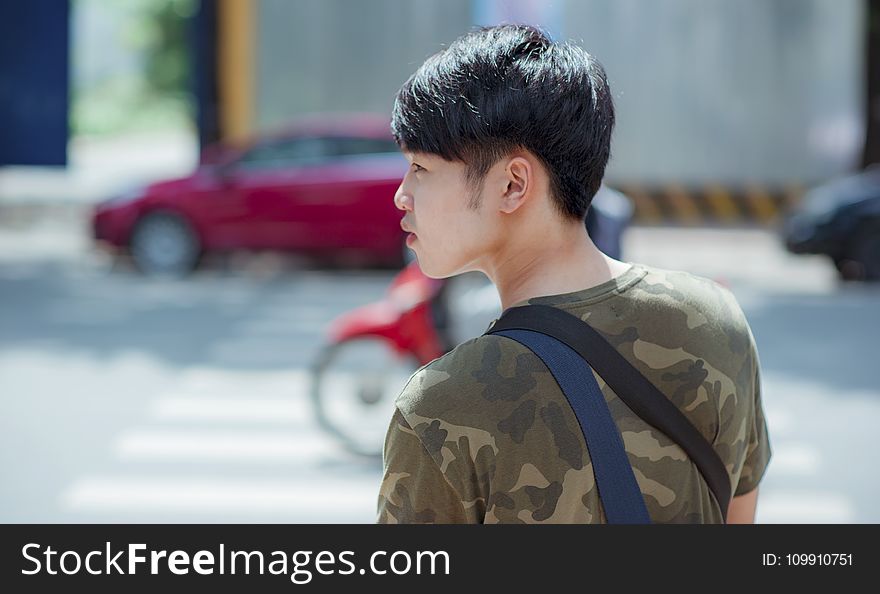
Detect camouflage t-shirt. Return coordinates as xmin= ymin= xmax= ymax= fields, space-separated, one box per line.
xmin=376 ymin=262 xmax=772 ymax=524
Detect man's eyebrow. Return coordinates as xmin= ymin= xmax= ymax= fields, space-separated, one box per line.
xmin=408 ymin=153 xmax=437 ymax=165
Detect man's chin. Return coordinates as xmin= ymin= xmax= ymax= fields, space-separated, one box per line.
xmin=419 ymin=259 xmax=469 ymax=280
xmin=414 ymin=256 xmax=450 ymax=279
xmin=420 ymin=266 xmax=448 ymax=280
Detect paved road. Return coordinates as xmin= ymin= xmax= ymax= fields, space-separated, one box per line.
xmin=2 ymin=214 xmax=878 ymax=522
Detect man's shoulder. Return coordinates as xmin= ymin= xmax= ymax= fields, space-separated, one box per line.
xmin=631 ymin=262 xmax=737 ymax=306
xmin=625 ymin=262 xmax=753 ymax=337
xmin=612 ymin=263 xmax=760 ymax=396
xmin=395 ymin=333 xmax=537 ymax=420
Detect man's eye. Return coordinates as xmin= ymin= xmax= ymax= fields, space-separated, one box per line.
xmin=412 ymin=163 xmax=426 ymax=173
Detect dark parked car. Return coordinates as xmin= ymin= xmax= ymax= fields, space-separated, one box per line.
xmin=586 ymin=184 xmax=633 ymax=260
xmin=93 ymin=114 xmax=409 ymax=274
xmin=783 ymin=168 xmax=880 ymax=281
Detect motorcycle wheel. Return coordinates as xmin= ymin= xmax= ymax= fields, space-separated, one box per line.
xmin=310 ymin=337 xmax=419 ymax=458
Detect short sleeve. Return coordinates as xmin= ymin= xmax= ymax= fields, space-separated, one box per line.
xmin=734 ymin=347 xmax=772 ymax=496
xmin=376 ymin=407 xmax=471 ymax=524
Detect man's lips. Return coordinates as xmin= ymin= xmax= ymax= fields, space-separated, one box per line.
xmin=401 ymin=221 xmax=417 ymax=247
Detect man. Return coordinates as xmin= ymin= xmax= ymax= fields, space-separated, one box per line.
xmin=377 ymin=24 xmax=771 ymax=523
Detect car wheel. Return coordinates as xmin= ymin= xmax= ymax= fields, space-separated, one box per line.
xmin=402 ymin=236 xmax=416 ymax=266
xmin=833 ymin=256 xmax=861 ymax=281
xmin=372 ymin=236 xmax=413 ymax=270
xmin=130 ymin=211 xmax=201 ymax=276
xmin=842 ymin=220 xmax=880 ymax=282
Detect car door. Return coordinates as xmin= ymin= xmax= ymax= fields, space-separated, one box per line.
xmin=303 ymin=136 xmax=406 ymax=254
xmin=214 ymin=136 xmax=331 ymax=250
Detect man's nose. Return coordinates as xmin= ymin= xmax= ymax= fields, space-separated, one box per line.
xmin=394 ymin=185 xmax=413 ymax=211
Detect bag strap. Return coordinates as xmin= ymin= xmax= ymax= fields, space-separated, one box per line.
xmin=493 ymin=328 xmax=652 ymax=524
xmin=485 ymin=304 xmax=731 ymax=522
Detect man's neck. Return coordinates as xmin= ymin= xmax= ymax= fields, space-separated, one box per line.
xmin=483 ymin=225 xmax=631 ymax=311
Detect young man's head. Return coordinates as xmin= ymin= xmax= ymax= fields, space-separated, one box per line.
xmin=392 ymin=24 xmax=615 ymax=278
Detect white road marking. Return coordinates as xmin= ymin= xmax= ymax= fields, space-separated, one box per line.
xmin=152 ymin=396 xmax=310 ymax=423
xmin=757 ymin=492 xmax=855 ymax=524
xmin=766 ymin=443 xmax=821 ymax=475
xmin=62 ymin=476 xmax=377 ymax=520
xmin=114 ymin=429 xmax=339 ymax=461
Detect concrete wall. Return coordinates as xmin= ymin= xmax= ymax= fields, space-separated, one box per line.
xmin=250 ymin=0 xmax=864 ymax=185
xmin=255 ymin=0 xmax=471 ymax=128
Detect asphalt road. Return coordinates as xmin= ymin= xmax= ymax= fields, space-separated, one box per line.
xmin=2 ymin=212 xmax=878 ymax=523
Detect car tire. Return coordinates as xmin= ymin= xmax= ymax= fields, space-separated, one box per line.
xmin=402 ymin=236 xmax=416 ymax=266
xmin=833 ymin=256 xmax=861 ymax=281
xmin=843 ymin=220 xmax=880 ymax=282
xmin=130 ymin=211 xmax=201 ymax=276
xmin=372 ymin=236 xmax=412 ymax=270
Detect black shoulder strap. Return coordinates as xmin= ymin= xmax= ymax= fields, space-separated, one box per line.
xmin=485 ymin=304 xmax=731 ymax=521
xmin=492 ymin=328 xmax=653 ymax=524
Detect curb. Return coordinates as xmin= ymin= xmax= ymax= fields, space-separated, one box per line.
xmin=610 ymin=184 xmax=804 ymax=225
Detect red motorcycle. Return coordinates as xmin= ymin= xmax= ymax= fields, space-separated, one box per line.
xmin=309 ymin=261 xmax=454 ymax=457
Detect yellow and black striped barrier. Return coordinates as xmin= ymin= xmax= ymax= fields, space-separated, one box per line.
xmin=610 ymin=183 xmax=805 ymax=225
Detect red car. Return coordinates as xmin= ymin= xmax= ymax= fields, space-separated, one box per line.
xmin=92 ymin=114 xmax=409 ymax=274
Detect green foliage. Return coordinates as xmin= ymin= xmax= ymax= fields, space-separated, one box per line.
xmin=72 ymin=0 xmax=197 ymax=136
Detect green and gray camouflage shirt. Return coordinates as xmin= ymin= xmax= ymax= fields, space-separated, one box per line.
xmin=376 ymin=262 xmax=772 ymax=523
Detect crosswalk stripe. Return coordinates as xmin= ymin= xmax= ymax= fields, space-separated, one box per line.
xmin=61 ymin=476 xmax=378 ymax=519
xmin=114 ymin=429 xmax=339 ymax=461
xmin=175 ymin=369 xmax=310 ymax=392
xmin=757 ymin=492 xmax=855 ymax=523
xmin=152 ymin=396 xmax=311 ymax=423
xmin=767 ymin=443 xmax=821 ymax=475
xmin=764 ymin=405 xmax=794 ymax=435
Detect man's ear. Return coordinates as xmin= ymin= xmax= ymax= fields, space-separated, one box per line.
xmin=498 ymin=156 xmax=532 ymax=214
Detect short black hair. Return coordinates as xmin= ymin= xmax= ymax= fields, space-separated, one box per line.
xmin=391 ymin=24 xmax=615 ymax=220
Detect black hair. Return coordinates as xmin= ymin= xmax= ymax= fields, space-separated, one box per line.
xmin=391 ymin=24 xmax=615 ymax=220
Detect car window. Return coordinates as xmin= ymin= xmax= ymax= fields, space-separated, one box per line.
xmin=234 ymin=137 xmax=328 ymax=171
xmin=325 ymin=137 xmax=400 ymax=158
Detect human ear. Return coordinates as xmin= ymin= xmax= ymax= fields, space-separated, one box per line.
xmin=499 ymin=156 xmax=531 ymax=214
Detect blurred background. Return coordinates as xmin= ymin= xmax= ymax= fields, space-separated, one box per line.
xmin=1 ymin=0 xmax=878 ymax=523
